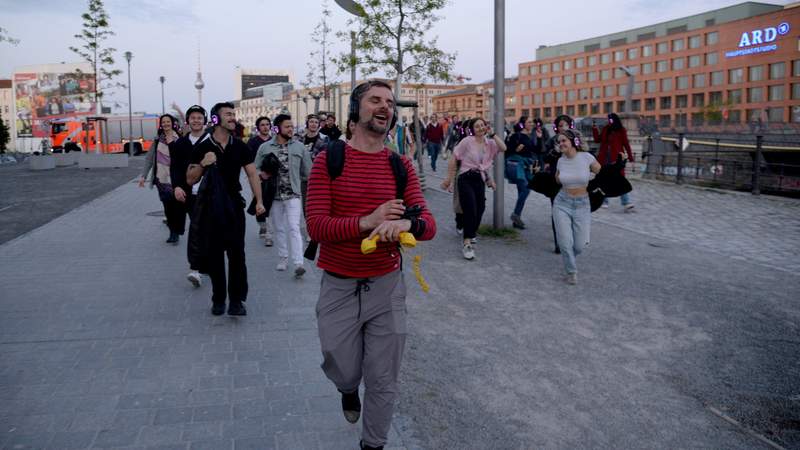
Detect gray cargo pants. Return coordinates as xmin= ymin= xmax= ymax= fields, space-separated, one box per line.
xmin=316 ymin=269 xmax=407 ymax=447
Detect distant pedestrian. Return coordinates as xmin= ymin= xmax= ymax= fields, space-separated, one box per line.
xmin=544 ymin=114 xmax=584 ymax=254
xmin=247 ymin=116 xmax=274 ymax=245
xmin=170 ymin=105 xmax=209 ymax=287
xmin=300 ymin=114 xmax=329 ymax=161
xmin=186 ymin=102 xmax=265 ymax=316
xmin=504 ymin=116 xmax=537 ymax=229
xmin=553 ymin=129 xmax=601 ymax=284
xmin=425 ymin=113 xmax=444 ymax=171
xmin=255 ymin=114 xmax=311 ymax=278
xmin=306 ymin=80 xmax=436 ymax=450
xmin=441 ymin=117 xmax=507 ymax=260
xmin=320 ymin=113 xmax=342 ymax=141
xmin=593 ymin=113 xmax=635 ymax=211
xmin=139 ymin=114 xmax=184 ymax=245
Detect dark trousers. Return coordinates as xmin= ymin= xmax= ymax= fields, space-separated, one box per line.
xmin=427 ymin=142 xmax=442 ymax=171
xmin=207 ymin=207 xmax=248 ymax=306
xmin=185 ymin=195 xmax=200 ymax=271
xmin=457 ymin=171 xmax=486 ymax=240
xmin=550 ymin=196 xmax=559 ymax=249
xmin=163 ymin=198 xmax=187 ymax=235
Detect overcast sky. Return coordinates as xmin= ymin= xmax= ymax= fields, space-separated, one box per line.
xmin=0 ymin=0 xmax=791 ymax=115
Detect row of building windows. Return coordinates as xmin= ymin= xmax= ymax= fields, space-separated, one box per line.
xmin=520 ymin=32 xmax=723 ymax=76
xmin=519 ymin=104 xmax=793 ymax=123
xmin=521 ymin=60 xmax=798 ymax=91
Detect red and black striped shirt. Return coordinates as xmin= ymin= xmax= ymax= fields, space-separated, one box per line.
xmin=306 ymin=145 xmax=436 ymax=278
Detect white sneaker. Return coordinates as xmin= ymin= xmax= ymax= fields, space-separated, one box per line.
xmin=566 ymin=273 xmax=578 ymax=285
xmin=624 ymin=204 xmax=636 ymax=213
xmin=187 ymin=271 xmax=202 ymax=288
xmin=462 ymin=243 xmax=475 ymax=260
xmin=276 ymin=258 xmax=288 ymax=271
xmin=294 ymin=265 xmax=306 ymax=278
xmin=264 ymin=232 xmax=274 ymax=247
xmin=455 ymin=227 xmax=463 ymax=236
xmin=258 ymin=223 xmax=267 ymax=238
xmin=470 ymin=237 xmax=477 ymax=244
xmin=601 ymin=203 xmax=609 ymax=209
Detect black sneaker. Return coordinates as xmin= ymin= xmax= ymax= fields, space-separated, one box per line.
xmin=360 ymin=440 xmax=383 ymax=450
xmin=166 ymin=232 xmax=179 ymax=244
xmin=340 ymin=390 xmax=361 ymax=423
xmin=228 ymin=302 xmax=247 ymax=316
xmin=211 ymin=303 xmax=225 ymax=316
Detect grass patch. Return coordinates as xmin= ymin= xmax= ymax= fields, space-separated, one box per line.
xmin=477 ymin=225 xmax=519 ymax=239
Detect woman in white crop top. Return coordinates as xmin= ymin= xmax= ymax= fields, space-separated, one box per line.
xmin=553 ymin=130 xmax=601 ymax=284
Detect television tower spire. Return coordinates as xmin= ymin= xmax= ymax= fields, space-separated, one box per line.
xmin=194 ymin=44 xmax=205 ymax=106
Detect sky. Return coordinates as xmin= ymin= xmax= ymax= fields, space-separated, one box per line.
xmin=0 ymin=0 xmax=792 ymax=115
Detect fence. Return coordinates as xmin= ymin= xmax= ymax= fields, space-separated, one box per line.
xmin=641 ymin=133 xmax=800 ymax=196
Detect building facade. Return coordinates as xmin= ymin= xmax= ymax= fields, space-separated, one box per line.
xmin=233 ymin=68 xmax=292 ymax=101
xmin=515 ymin=2 xmax=800 ymax=126
xmin=239 ymin=82 xmax=293 ymax=130
xmin=432 ymin=77 xmax=518 ymax=123
xmin=0 ymin=80 xmax=14 ymax=151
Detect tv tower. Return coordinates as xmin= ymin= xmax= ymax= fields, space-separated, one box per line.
xmin=194 ymin=47 xmax=205 ymax=106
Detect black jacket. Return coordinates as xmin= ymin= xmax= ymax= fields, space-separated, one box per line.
xmin=188 ymin=165 xmax=237 ymax=273
xmin=170 ymin=133 xmax=205 ymax=193
xmin=529 ymin=156 xmax=632 ymax=212
xmin=246 ymin=153 xmax=279 ymax=217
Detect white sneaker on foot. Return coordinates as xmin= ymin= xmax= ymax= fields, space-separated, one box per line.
xmin=258 ymin=224 xmax=267 ymax=238
xmin=462 ymin=243 xmax=475 ymax=260
xmin=624 ymin=204 xmax=636 ymax=213
xmin=187 ymin=271 xmax=202 ymax=288
xmin=264 ymin=232 xmax=274 ymax=247
xmin=276 ymin=258 xmax=288 ymax=271
xmin=566 ymin=273 xmax=578 ymax=285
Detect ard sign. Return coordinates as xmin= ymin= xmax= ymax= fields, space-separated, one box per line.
xmin=726 ymin=22 xmax=790 ymax=58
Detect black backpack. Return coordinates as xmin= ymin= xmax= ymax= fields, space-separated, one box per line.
xmin=303 ymin=140 xmax=407 ymax=261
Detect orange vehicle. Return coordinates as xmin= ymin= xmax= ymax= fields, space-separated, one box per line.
xmin=50 ymin=115 xmax=159 ymax=154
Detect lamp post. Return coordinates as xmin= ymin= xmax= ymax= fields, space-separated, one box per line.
xmin=159 ymin=76 xmax=166 ymax=114
xmin=492 ymin=0 xmax=505 ymax=228
xmin=124 ymin=51 xmax=134 ymax=157
xmin=334 ymin=1 xmax=365 ymax=92
xmin=618 ymin=65 xmax=635 ymax=115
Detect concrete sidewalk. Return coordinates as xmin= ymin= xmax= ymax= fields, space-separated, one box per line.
xmin=0 ymin=180 xmax=405 ymax=450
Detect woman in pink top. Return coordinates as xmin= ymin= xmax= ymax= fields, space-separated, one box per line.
xmin=441 ymin=118 xmax=506 ymax=260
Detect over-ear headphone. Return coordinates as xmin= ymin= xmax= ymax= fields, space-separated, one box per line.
xmin=185 ymin=105 xmax=207 ymax=124
xmin=348 ymin=81 xmax=398 ymax=131
xmin=553 ymin=114 xmax=575 ymax=134
xmin=209 ymin=103 xmax=224 ymax=126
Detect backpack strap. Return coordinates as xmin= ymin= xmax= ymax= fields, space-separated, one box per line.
xmin=388 ymin=152 xmax=407 ymax=200
xmin=326 ymin=139 xmax=346 ymax=180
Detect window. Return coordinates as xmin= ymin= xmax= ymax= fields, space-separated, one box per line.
xmin=541 ymin=78 xmax=550 ymax=88
xmin=646 ymin=80 xmax=658 ymax=93
xmin=748 ymin=87 xmax=764 ymax=103
xmin=692 ymin=93 xmax=704 ymax=107
xmin=533 ymin=93 xmax=542 ymax=104
xmin=633 ymin=82 xmax=643 ymax=94
xmin=710 ymin=71 xmax=724 ymax=86
xmin=590 ymin=103 xmax=600 ymax=114
xmin=555 ymin=106 xmax=564 ymax=116
xmin=614 ymin=50 xmax=624 ymax=62
xmin=575 ymin=73 xmax=586 ymax=84
xmin=729 ymin=68 xmax=744 ymax=84
xmin=656 ymin=42 xmax=668 ymax=54
xmin=688 ymin=35 xmax=701 ymax=49
xmin=578 ymin=104 xmax=588 ymax=116
xmin=604 ymin=102 xmax=613 ymax=113
xmin=769 ymin=85 xmax=784 ymax=101
xmin=693 ymin=73 xmax=706 ymax=88
xmin=614 ymin=68 xmax=625 ymax=79
xmin=656 ymin=60 xmax=669 ymax=72
xmin=543 ymin=107 xmax=552 ymax=117
xmin=600 ymin=69 xmax=611 ymax=81
xmin=768 ymin=107 xmax=783 ymax=122
xmin=645 ymin=98 xmax=656 ymax=111
xmin=588 ymin=71 xmax=598 ymax=82
xmin=619 ymin=84 xmax=628 ymax=96
xmin=564 ymin=60 xmax=572 ymax=70
xmin=672 ymin=39 xmax=685 ymax=51
xmin=627 ymin=48 xmax=638 ymax=59
xmin=563 ymin=74 xmax=573 ymax=86
xmin=531 ymin=65 xmax=538 ymax=75
xmin=770 ymin=62 xmax=785 ymax=79
xmin=575 ymin=57 xmax=585 ymax=69
xmin=592 ymin=87 xmax=601 ymax=99
xmin=556 ymin=91 xmax=564 ymax=102
xmin=688 ymin=55 xmax=701 ymax=68
xmin=792 ymin=83 xmax=800 ymax=100
xmin=567 ymin=89 xmax=577 ymax=101
xmin=749 ymin=65 xmax=764 ymax=82
xmin=552 ymin=76 xmax=561 ymax=87
xmin=642 ymin=63 xmax=653 ymax=74
xmin=617 ymin=100 xmax=626 ymax=111
xmin=661 ymin=78 xmax=672 ymax=92
xmin=672 ymin=58 xmax=685 ymax=70
xmin=588 ymin=55 xmax=597 ymax=66
xmin=541 ymin=64 xmax=549 ymax=74
xmin=642 ymin=45 xmax=653 ymax=57
xmin=604 ymin=85 xmax=616 ymax=97
xmin=727 ymin=110 xmax=741 ymax=123
xmin=692 ymin=113 xmax=705 ymax=126
xmin=579 ymin=88 xmax=589 ymax=99
xmin=601 ymin=53 xmax=611 ymax=64
xmin=676 ymin=95 xmax=688 ymax=108
xmin=709 ymin=91 xmax=723 ymax=105
xmin=706 ymin=31 xmax=719 ymax=45
xmin=676 ymin=76 xmax=689 ymax=90
xmin=793 ymin=60 xmax=800 ymax=77
xmin=728 ymin=89 xmax=742 ymax=104
xmin=566 ymin=105 xmax=575 ymax=116
xmin=631 ymin=99 xmax=641 ymax=111
xmin=529 ymin=79 xmax=538 ymax=89
xmin=544 ymin=92 xmax=553 ymax=103
xmin=660 ymin=96 xmax=672 ymax=109
xmin=519 ymin=66 xmax=529 ymax=76
xmin=522 ymin=95 xmax=531 ymax=105
xmin=705 ymin=52 xmax=718 ymax=65
xmin=519 ymin=81 xmax=526 ymax=91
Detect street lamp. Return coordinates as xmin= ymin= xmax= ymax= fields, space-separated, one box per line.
xmin=124 ymin=51 xmax=134 ymax=157
xmin=159 ymin=76 xmax=166 ymax=114
xmin=492 ymin=0 xmax=505 ymax=228
xmin=334 ymin=0 xmax=365 ymax=91
xmin=618 ymin=65 xmax=635 ymax=115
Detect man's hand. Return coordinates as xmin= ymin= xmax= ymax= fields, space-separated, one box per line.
xmin=359 ymin=199 xmax=405 ymax=232
xmin=255 ymin=202 xmax=266 ymax=216
xmin=440 ymin=179 xmax=452 ymax=192
xmin=516 ymin=144 xmax=524 ymax=153
xmin=201 ymin=152 xmax=216 ymax=167
xmin=138 ymin=177 xmax=145 ymax=188
xmin=368 ymin=219 xmax=411 ymax=242
xmin=487 ymin=179 xmax=497 ymax=190
xmin=174 ymin=187 xmax=186 ymax=202
xmin=259 ymin=171 xmax=270 ymax=181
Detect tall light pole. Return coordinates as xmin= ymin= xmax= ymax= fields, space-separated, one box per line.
xmin=159 ymin=76 xmax=166 ymax=114
xmin=335 ymin=1 xmax=365 ymax=92
xmin=618 ymin=65 xmax=635 ymax=115
xmin=492 ymin=0 xmax=505 ymax=228
xmin=124 ymin=51 xmax=134 ymax=157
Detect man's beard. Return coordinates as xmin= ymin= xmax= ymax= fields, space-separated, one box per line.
xmin=365 ymin=117 xmax=389 ymax=135
xmin=280 ymin=132 xmax=293 ymax=141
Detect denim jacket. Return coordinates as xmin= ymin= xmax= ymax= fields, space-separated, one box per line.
xmin=254 ymin=137 xmax=311 ymax=197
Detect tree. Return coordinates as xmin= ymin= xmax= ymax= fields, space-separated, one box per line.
xmin=0 ymin=27 xmax=20 ymax=45
xmin=0 ymin=117 xmax=10 ymax=153
xmin=304 ymin=0 xmax=336 ymax=108
xmin=69 ymin=0 xmax=122 ymax=112
xmin=335 ymin=0 xmax=456 ymax=98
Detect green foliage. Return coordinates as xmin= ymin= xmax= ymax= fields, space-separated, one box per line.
xmin=0 ymin=117 xmax=10 ymax=152
xmin=68 ymin=0 xmax=123 ymax=106
xmin=477 ymin=225 xmax=519 ymax=240
xmin=0 ymin=27 xmax=20 ymax=45
xmin=334 ymin=0 xmax=456 ymax=92
xmin=304 ymin=0 xmax=336 ymax=103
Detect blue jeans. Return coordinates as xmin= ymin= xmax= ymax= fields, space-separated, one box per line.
xmin=603 ymin=192 xmax=632 ymax=206
xmin=512 ymin=177 xmax=530 ymax=216
xmin=552 ymin=191 xmax=591 ymax=275
xmin=427 ymin=142 xmax=442 ymax=171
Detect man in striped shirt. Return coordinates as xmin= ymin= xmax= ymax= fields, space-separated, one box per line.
xmin=306 ymin=80 xmax=436 ymax=450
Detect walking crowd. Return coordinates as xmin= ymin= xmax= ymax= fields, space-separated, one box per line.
xmin=136 ymin=78 xmax=635 ymax=448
